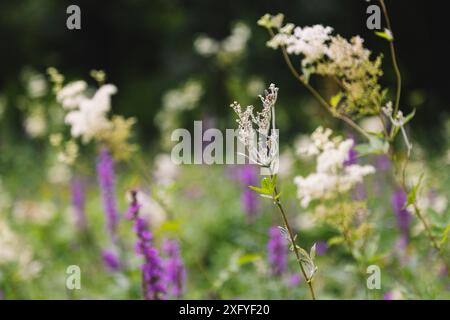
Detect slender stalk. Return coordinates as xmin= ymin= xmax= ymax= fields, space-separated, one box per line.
xmin=272 ymin=184 xmax=316 ymax=300
xmin=379 ymin=0 xmax=402 ymax=115
xmin=377 ymin=1 xmax=449 ymax=273
xmin=396 ymin=172 xmax=450 ymax=273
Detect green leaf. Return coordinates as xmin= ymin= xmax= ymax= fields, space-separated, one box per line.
xmin=237 ymin=254 xmax=261 ymax=266
xmin=402 ymin=109 xmax=416 ymax=126
xmin=330 ymin=92 xmax=343 ymax=108
xmin=274 ymin=192 xmax=283 ymax=201
xmin=328 ymin=236 xmax=345 ymax=246
xmin=375 ymin=29 xmax=393 ymax=41
xmin=157 ymin=220 xmax=182 ymax=233
xmin=261 ymin=177 xmax=271 ymax=190
xmin=248 ymin=185 xmax=272 ymax=195
xmin=440 ymin=225 xmax=450 ymax=247
xmin=406 ymin=173 xmax=424 ymax=207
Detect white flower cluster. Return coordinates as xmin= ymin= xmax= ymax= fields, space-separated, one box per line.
xmin=0 ymin=218 xmax=42 ymax=279
xmin=262 ymin=14 xmax=372 ymax=68
xmin=294 ymin=127 xmax=375 ymax=208
xmin=153 ymin=153 xmax=180 ymax=186
xmin=230 ymin=84 xmax=279 ymax=169
xmin=194 ymin=22 xmax=251 ymax=62
xmin=156 ymin=79 xmax=204 ymax=150
xmin=57 ymin=81 xmax=117 ymax=143
xmin=269 ymin=24 xmax=333 ymax=66
xmin=162 ymin=80 xmax=203 ymax=112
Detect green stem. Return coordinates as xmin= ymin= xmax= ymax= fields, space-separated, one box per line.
xmin=379 ymin=0 xmax=402 ymax=115
xmin=272 ymin=184 xmax=317 ymax=300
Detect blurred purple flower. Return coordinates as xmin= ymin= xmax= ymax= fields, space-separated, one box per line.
xmin=285 ymin=273 xmax=302 ymax=288
xmin=383 ymin=291 xmax=394 ymax=300
xmin=70 ymin=176 xmax=87 ymax=231
xmin=439 ymin=265 xmax=449 ymax=278
xmin=163 ymin=239 xmax=187 ymax=299
xmin=376 ymin=155 xmax=391 ymax=171
xmin=391 ymin=190 xmax=412 ymax=244
xmin=315 ymin=241 xmax=328 ymax=256
xmin=239 ymin=165 xmax=260 ymax=222
xmin=127 ymin=190 xmax=166 ymax=300
xmin=267 ymin=226 xmax=288 ymax=276
xmin=344 ymin=138 xmax=358 ymax=167
xmin=97 ymin=148 xmax=119 ymax=242
xmin=353 ymin=182 xmax=366 ymax=201
xmin=101 ymin=249 xmax=121 ymax=272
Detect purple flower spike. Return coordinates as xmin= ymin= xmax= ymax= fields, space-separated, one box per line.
xmin=286 ymin=273 xmax=302 ymax=288
xmin=163 ymin=239 xmax=187 ymax=299
xmin=267 ymin=226 xmax=288 ymax=276
xmin=97 ymin=148 xmax=119 ymax=242
xmin=391 ymin=190 xmax=412 ymax=244
xmin=70 ymin=176 xmax=87 ymax=231
xmin=344 ymin=139 xmax=358 ymax=167
xmin=128 ymin=190 xmax=166 ymax=300
xmin=239 ymin=165 xmax=260 ymax=222
xmin=101 ymin=249 xmax=121 ymax=272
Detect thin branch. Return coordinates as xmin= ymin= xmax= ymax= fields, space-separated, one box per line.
xmin=379 ymin=0 xmax=402 ymax=115
xmin=267 ymin=28 xmax=371 ymax=141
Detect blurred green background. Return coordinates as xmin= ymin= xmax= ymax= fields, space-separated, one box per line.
xmin=0 ymin=0 xmax=449 ymax=151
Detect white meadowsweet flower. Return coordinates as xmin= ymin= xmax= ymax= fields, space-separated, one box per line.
xmin=162 ymin=80 xmax=203 ymax=112
xmin=56 ymin=80 xmax=88 ymax=109
xmin=285 ymin=25 xmax=333 ymax=65
xmin=222 ymin=22 xmax=251 ymax=54
xmin=24 ymin=108 xmax=47 ymax=138
xmin=153 ymin=153 xmax=180 ymax=186
xmin=194 ymin=35 xmax=220 ymax=57
xmin=294 ymin=127 xmax=375 ymax=208
xmin=0 ymin=218 xmax=42 ymax=279
xmin=27 ymin=74 xmax=48 ymax=98
xmin=359 ymin=116 xmax=384 ymax=134
xmin=64 ymin=84 xmax=116 ymax=143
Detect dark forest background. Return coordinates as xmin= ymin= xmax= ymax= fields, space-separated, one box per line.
xmin=0 ymin=0 xmax=449 ymax=152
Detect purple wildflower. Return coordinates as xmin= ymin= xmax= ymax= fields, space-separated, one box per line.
xmin=439 ymin=265 xmax=449 ymax=277
xmin=267 ymin=226 xmax=288 ymax=276
xmin=101 ymin=249 xmax=121 ymax=272
xmin=127 ymin=190 xmax=166 ymax=300
xmin=285 ymin=273 xmax=302 ymax=288
xmin=376 ymin=155 xmax=391 ymax=171
xmin=344 ymin=138 xmax=358 ymax=166
xmin=70 ymin=176 xmax=87 ymax=231
xmin=163 ymin=239 xmax=187 ymax=298
xmin=391 ymin=190 xmax=412 ymax=244
xmin=97 ymin=148 xmax=119 ymax=241
xmin=315 ymin=241 xmax=328 ymax=256
xmin=383 ymin=291 xmax=394 ymax=300
xmin=239 ymin=165 xmax=260 ymax=222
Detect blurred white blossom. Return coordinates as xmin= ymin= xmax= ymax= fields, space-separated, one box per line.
xmin=24 ymin=107 xmax=47 ymax=138
xmin=294 ymin=127 xmax=375 ymax=208
xmin=153 ymin=153 xmax=180 ymax=186
xmin=0 ymin=218 xmax=42 ymax=279
xmin=27 ymin=74 xmax=48 ymax=98
xmin=63 ymin=84 xmax=117 ymax=143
